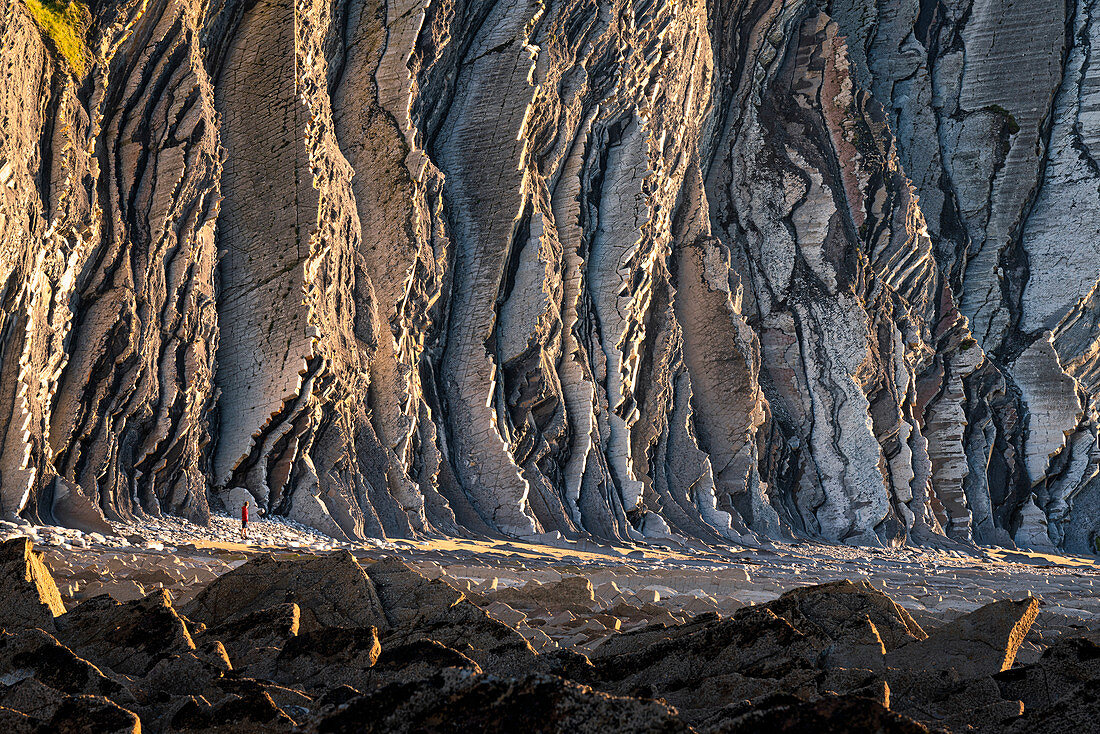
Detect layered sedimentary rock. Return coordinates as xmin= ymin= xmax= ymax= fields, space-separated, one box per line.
xmin=5 ymin=539 xmax=1097 ymax=732
xmin=2 ymin=0 xmax=1099 ymax=552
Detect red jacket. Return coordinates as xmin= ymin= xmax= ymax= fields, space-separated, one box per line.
xmin=241 ymin=504 xmax=249 ymax=524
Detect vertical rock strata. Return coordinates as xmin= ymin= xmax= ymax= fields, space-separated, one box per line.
xmin=1 ymin=0 xmax=1099 ymax=552
xmin=830 ymin=0 xmax=1100 ymax=552
xmin=2 ymin=0 xmax=220 ymax=527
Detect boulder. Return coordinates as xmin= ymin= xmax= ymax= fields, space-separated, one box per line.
xmin=366 ymin=639 xmax=482 ymax=688
xmin=77 ymin=580 xmax=147 ymax=603
xmin=299 ymin=669 xmax=692 ymax=734
xmin=706 ymin=693 xmax=933 ymax=734
xmin=55 ymin=590 xmax=195 ymax=677
xmin=380 ymin=603 xmax=538 ymax=679
xmin=886 ymin=598 xmax=1039 ymax=679
xmin=489 ymin=576 xmax=597 ymax=612
xmin=364 ymin=559 xmax=537 ymax=677
xmin=762 ymin=580 xmax=926 ymax=651
xmin=382 ymin=607 xmax=536 ymax=682
xmin=183 ymin=552 xmax=387 ymax=633
xmin=484 ymin=601 xmax=526 ymax=628
xmin=166 ymin=688 xmax=297 ymax=733
xmin=141 ymin=645 xmax=231 ymax=698
xmin=590 ymin=607 xmax=821 ymax=719
xmin=215 ymin=677 xmax=312 ymax=717
xmin=0 ymin=628 xmax=126 ymax=704
xmin=219 ymin=487 xmax=254 ymax=520
xmin=365 ymin=557 xmax=467 ymax=626
xmin=0 ymin=686 xmax=139 ymax=732
xmin=818 ymin=615 xmax=888 ymax=671
xmin=0 ymin=676 xmax=67 ymax=722
xmin=994 ymin=636 xmax=1100 ymax=711
xmin=1006 ymin=683 xmax=1100 ymax=734
xmin=45 ymin=695 xmax=140 ymax=734
xmin=0 ymin=538 xmax=65 ymax=630
xmin=202 ymin=603 xmax=300 ymax=674
xmin=886 ymin=668 xmax=1023 ymax=732
xmin=271 ymin=626 xmax=381 ymax=692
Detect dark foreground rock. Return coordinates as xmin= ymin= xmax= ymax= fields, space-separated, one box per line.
xmin=182 ymin=552 xmax=387 ymax=633
xmin=1 ymin=544 xmax=1095 ymax=733
xmin=703 ymin=693 xmax=937 ymax=734
xmin=299 ymin=670 xmax=692 ymax=734
xmin=44 ymin=695 xmax=141 ymax=734
xmin=54 ymin=590 xmax=197 ymax=677
xmin=0 ymin=539 xmax=66 ymax=630
xmin=0 ymin=628 xmax=128 ymax=708
xmin=885 ymin=598 xmax=1040 ymax=678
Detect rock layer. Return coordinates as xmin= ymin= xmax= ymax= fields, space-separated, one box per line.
xmin=2 ymin=0 xmax=1099 ymax=552
xmin=3 ymin=542 xmax=1095 ymax=732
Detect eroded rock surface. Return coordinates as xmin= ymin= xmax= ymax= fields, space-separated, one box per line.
xmin=0 ymin=538 xmax=65 ymax=630
xmin=54 ymin=590 xmax=196 ymax=677
xmin=886 ymin=598 xmax=1040 ymax=679
xmin=1 ymin=543 xmax=1095 ymax=732
xmin=2 ymin=0 xmax=1099 ymax=555
xmin=182 ymin=551 xmax=386 ymax=632
xmin=301 ymin=670 xmax=694 ymax=734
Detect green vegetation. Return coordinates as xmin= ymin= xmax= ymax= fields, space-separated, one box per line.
xmin=959 ymin=337 xmax=977 ymax=352
xmin=982 ymin=104 xmax=1020 ymax=135
xmin=22 ymin=0 xmax=90 ymax=76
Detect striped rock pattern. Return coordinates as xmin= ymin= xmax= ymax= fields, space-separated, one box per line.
xmin=1 ymin=0 xmax=1098 ymax=553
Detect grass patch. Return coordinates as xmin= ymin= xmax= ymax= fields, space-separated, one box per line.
xmin=22 ymin=0 xmax=90 ymax=75
xmin=982 ymin=104 xmax=1020 ymax=135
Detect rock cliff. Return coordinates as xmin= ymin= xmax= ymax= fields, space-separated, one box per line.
xmin=2 ymin=0 xmax=1099 ymax=553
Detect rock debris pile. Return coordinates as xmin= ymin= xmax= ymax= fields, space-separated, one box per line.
xmin=0 ymin=537 xmax=1096 ymax=733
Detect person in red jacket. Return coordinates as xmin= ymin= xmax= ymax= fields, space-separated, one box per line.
xmin=240 ymin=500 xmax=249 ymax=540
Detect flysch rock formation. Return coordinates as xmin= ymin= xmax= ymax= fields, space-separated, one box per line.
xmin=0 ymin=535 xmax=1097 ymax=732
xmin=3 ymin=0 xmax=1100 ymax=554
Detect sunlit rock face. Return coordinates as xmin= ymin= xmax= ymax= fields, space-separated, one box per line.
xmin=1 ymin=0 xmax=1098 ymax=552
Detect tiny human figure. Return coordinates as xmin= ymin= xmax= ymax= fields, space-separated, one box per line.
xmin=241 ymin=500 xmax=249 ymax=540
